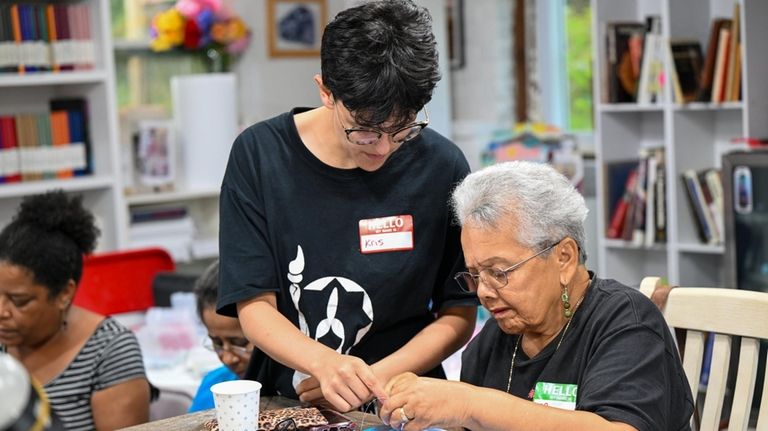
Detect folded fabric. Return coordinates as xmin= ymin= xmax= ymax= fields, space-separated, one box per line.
xmin=203 ymin=406 xmax=329 ymax=431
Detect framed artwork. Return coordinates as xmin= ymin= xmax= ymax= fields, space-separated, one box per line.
xmin=267 ymin=0 xmax=327 ymax=57
xmin=135 ymin=120 xmax=175 ymax=188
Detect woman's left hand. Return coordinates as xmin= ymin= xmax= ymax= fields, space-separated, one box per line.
xmin=380 ymin=372 xmax=470 ymax=430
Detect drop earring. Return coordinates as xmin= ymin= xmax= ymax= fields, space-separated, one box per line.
xmin=561 ymin=284 xmax=572 ymax=318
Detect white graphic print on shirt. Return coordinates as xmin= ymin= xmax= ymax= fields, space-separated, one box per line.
xmin=288 ymin=245 xmax=374 ymax=389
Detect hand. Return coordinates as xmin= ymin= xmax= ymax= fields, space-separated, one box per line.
xmin=296 ymin=376 xmax=334 ymax=408
xmin=380 ymin=372 xmax=470 ymax=430
xmin=306 ymin=353 xmax=388 ymax=412
xmin=651 ymin=277 xmax=675 ymax=311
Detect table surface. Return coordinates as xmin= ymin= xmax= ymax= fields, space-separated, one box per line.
xmin=119 ymin=396 xmax=395 ymax=431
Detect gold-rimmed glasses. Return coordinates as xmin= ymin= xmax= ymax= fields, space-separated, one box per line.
xmin=454 ymin=242 xmax=559 ymax=293
xmin=335 ymin=107 xmax=429 ymax=146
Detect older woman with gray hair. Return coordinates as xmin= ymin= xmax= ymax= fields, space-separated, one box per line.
xmin=380 ymin=161 xmax=693 ymax=431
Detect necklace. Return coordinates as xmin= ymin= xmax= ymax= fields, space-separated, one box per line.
xmin=505 ymin=281 xmax=590 ymax=393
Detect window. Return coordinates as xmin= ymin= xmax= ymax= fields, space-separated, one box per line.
xmin=537 ymin=0 xmax=593 ymax=133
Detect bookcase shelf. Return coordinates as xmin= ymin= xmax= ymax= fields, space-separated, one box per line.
xmin=0 ymin=176 xmax=115 ymax=199
xmin=597 ymin=103 xmax=665 ymax=113
xmin=592 ymin=0 xmax=768 ymax=287
xmin=677 ymin=242 xmax=725 ymax=254
xmin=0 ymin=0 xmax=126 ymax=252
xmin=0 ymin=71 xmax=108 ymax=87
xmin=125 ymin=188 xmax=220 ymax=206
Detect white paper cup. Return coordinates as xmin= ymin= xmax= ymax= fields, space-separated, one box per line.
xmin=211 ymin=380 xmax=262 ymax=431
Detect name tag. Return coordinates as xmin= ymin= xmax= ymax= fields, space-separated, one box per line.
xmin=359 ymin=215 xmax=414 ymax=254
xmin=532 ymin=382 xmax=577 ymax=411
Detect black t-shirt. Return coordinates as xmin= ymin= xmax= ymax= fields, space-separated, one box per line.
xmin=461 ymin=275 xmax=693 ymax=431
xmin=218 ymin=108 xmax=476 ymax=397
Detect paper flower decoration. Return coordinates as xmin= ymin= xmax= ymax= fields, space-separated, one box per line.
xmin=150 ymin=0 xmax=251 ymax=71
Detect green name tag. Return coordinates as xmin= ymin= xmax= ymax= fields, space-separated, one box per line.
xmin=532 ymin=382 xmax=578 ymax=410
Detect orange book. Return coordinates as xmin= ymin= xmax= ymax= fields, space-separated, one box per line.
xmin=46 ymin=5 xmax=60 ymax=72
xmin=10 ymin=4 xmax=23 ymax=74
xmin=711 ymin=28 xmax=730 ymax=103
xmin=50 ymin=111 xmax=73 ymax=178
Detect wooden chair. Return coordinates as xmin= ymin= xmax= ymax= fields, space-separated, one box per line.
xmin=640 ymin=277 xmax=768 ymax=430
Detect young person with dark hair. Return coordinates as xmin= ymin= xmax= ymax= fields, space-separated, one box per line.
xmin=0 ymin=190 xmax=150 ymax=430
xmin=188 ymin=259 xmax=258 ymax=412
xmin=217 ymin=0 xmax=476 ymax=412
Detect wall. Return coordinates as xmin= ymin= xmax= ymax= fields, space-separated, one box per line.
xmin=232 ymin=0 xmax=452 ymax=138
xmin=449 ymin=0 xmax=515 ymax=170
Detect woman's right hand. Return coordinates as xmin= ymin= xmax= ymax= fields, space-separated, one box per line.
xmin=300 ymin=352 xmax=388 ymax=412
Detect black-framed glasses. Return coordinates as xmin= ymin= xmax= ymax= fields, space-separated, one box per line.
xmin=274 ymin=418 xmax=297 ymax=431
xmin=454 ymin=242 xmax=558 ymax=293
xmin=202 ymin=337 xmax=252 ymax=356
xmin=335 ymin=107 xmax=429 ymax=146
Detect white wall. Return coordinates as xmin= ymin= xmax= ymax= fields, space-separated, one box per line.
xmin=449 ymin=0 xmax=515 ymax=170
xmin=232 ymin=0 xmax=452 ymax=139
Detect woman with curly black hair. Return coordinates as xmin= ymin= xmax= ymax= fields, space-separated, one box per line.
xmin=0 ymin=190 xmax=150 ymax=430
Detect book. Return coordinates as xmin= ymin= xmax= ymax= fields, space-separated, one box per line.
xmin=698 ymin=18 xmax=731 ymax=102
xmin=711 ymin=27 xmax=731 ymax=103
xmin=637 ymin=15 xmax=663 ymax=105
xmin=629 ymin=153 xmax=649 ymax=244
xmin=725 ymin=3 xmax=740 ymax=102
xmin=606 ymin=22 xmax=646 ymax=103
xmin=644 ymin=149 xmax=659 ymax=247
xmin=50 ymin=97 xmax=91 ymax=176
xmin=654 ymin=150 xmax=666 ymax=243
xmin=703 ymin=169 xmax=724 ymax=244
xmin=669 ymin=40 xmax=704 ymax=103
xmin=681 ymin=170 xmax=717 ymax=244
xmin=605 ymin=161 xmax=638 ymax=239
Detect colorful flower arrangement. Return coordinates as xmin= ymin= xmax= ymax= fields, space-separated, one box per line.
xmin=150 ymin=0 xmax=250 ymax=71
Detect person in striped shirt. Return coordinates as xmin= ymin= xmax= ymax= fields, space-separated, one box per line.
xmin=0 ymin=190 xmax=151 ymax=430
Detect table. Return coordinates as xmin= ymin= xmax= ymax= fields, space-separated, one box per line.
xmin=119 ymin=396 xmax=391 ymax=431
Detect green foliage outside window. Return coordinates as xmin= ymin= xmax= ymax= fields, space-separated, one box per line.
xmin=566 ymin=0 xmax=593 ymax=131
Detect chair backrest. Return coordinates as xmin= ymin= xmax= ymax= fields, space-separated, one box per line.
xmin=74 ymin=247 xmax=175 ymax=315
xmin=640 ymin=276 xmax=768 ymax=431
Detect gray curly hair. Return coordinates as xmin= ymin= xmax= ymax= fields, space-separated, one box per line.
xmin=451 ymin=161 xmax=588 ymax=263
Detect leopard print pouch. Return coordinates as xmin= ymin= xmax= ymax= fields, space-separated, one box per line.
xmin=203 ymin=406 xmax=329 ymax=431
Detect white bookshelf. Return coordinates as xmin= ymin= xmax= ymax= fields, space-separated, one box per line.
xmin=591 ymin=0 xmax=768 ymax=287
xmin=0 ymin=0 xmax=127 ymax=252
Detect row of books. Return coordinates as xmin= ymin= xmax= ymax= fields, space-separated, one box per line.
xmin=669 ymin=4 xmax=742 ymax=104
xmin=603 ymin=16 xmax=665 ymax=104
xmin=681 ymin=168 xmax=724 ymax=245
xmin=0 ymin=3 xmax=95 ymax=74
xmin=605 ymin=148 xmax=666 ymax=247
xmin=0 ymin=98 xmax=92 ymax=183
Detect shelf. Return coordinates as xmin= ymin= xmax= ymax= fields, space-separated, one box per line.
xmin=673 ymin=102 xmax=743 ymax=111
xmin=603 ymin=238 xmax=667 ymax=252
xmin=0 ymin=70 xmax=108 ymax=87
xmin=677 ymin=242 xmax=725 ymax=254
xmin=125 ymin=188 xmax=220 ymax=205
xmin=597 ymin=103 xmax=664 ymax=113
xmin=0 ymin=176 xmax=116 ymax=199
xmin=113 ymin=39 xmax=152 ymax=52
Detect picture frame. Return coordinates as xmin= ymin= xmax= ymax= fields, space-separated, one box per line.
xmin=267 ymin=0 xmax=327 ymax=58
xmin=135 ymin=120 xmax=175 ymax=188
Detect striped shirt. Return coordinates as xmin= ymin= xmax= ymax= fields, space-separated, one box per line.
xmin=43 ymin=317 xmax=146 ymax=430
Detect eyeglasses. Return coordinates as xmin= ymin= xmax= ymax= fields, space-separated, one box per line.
xmin=335 ymin=107 xmax=429 ymax=146
xmin=454 ymin=242 xmax=558 ymax=293
xmin=202 ymin=337 xmax=252 ymax=356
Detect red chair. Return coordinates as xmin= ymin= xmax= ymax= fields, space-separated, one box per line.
xmin=74 ymin=247 xmax=175 ymax=315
